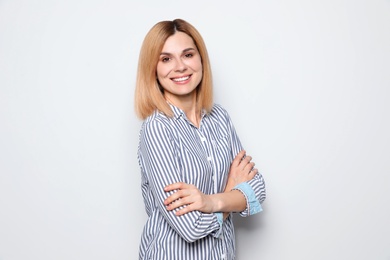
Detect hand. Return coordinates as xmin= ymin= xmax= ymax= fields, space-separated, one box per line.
xmin=224 ymin=150 xmax=258 ymax=192
xmin=164 ymin=182 xmax=216 ymax=216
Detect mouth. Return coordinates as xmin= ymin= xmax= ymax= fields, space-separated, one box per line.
xmin=171 ymin=75 xmax=191 ymax=82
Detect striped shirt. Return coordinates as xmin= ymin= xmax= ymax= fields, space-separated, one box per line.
xmin=137 ymin=103 xmax=266 ymax=260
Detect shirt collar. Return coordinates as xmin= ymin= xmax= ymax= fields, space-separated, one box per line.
xmin=167 ymin=102 xmax=207 ymax=121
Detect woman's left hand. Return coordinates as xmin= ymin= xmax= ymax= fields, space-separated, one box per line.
xmin=164 ymin=182 xmax=216 ymax=216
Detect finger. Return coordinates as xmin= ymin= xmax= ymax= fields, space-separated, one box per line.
xmin=164 ymin=191 xmax=181 ymax=205
xmin=164 ymin=182 xmax=185 ymax=192
xmin=175 ymin=204 xmax=193 ymax=216
xmin=166 ymin=196 xmax=191 ymax=210
xmin=239 ymin=155 xmax=252 ymax=169
xmin=232 ymin=150 xmax=246 ymax=167
xmin=164 ymin=189 xmax=190 ymax=205
xmin=248 ymin=168 xmax=258 ymax=179
xmin=245 ymin=155 xmax=253 ymax=163
xmin=243 ymin=161 xmax=255 ymax=173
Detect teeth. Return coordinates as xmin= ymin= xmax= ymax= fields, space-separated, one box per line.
xmin=172 ymin=76 xmax=190 ymax=82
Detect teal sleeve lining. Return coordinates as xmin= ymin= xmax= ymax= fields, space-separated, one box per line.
xmin=212 ymin=213 xmax=224 ymax=238
xmin=233 ymin=182 xmax=262 ymax=215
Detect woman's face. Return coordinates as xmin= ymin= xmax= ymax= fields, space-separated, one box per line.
xmin=156 ymin=31 xmax=203 ymax=104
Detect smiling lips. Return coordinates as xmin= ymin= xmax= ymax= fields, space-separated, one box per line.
xmin=171 ymin=75 xmax=191 ymax=83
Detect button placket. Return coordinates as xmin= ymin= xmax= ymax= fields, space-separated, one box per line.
xmin=198 ymin=129 xmax=227 ymax=259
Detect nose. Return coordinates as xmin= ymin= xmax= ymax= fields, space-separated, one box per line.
xmin=174 ymin=58 xmax=187 ymax=72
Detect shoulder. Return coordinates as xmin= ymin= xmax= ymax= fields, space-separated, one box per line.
xmin=209 ymin=103 xmax=232 ymax=122
xmin=211 ymin=103 xmax=227 ymax=113
xmin=140 ymin=111 xmax=175 ymax=138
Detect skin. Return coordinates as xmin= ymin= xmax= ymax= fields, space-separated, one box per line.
xmin=165 ymin=150 xmax=258 ymax=219
xmin=157 ymin=32 xmax=258 ymax=219
xmin=157 ymin=31 xmax=203 ymax=127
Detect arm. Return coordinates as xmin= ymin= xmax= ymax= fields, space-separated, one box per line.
xmin=165 ymin=106 xmax=266 ymax=218
xmin=164 ymin=150 xmax=257 ymax=218
xmin=225 ymin=108 xmax=266 ymax=217
xmin=138 ymin=119 xmax=222 ymax=242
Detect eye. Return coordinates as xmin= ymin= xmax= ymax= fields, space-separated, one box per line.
xmin=184 ymin=53 xmax=194 ymax=58
xmin=161 ymin=56 xmax=171 ymax=62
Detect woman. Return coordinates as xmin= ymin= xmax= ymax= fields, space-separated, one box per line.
xmin=135 ymin=18 xmax=266 ymax=260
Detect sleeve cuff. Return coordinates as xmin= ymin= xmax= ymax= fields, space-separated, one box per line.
xmin=233 ymin=182 xmax=263 ymax=216
xmin=212 ymin=212 xmax=224 ymax=238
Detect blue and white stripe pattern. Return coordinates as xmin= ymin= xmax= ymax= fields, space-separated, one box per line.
xmin=137 ymin=103 xmax=266 ymax=260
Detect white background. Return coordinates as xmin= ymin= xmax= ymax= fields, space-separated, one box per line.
xmin=1 ymin=0 xmax=389 ymax=259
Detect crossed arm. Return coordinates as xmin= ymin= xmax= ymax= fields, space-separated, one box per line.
xmin=164 ymin=150 xmax=258 ymax=220
xmin=139 ymin=116 xmax=264 ymax=242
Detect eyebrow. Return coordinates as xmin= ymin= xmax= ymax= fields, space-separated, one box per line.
xmin=160 ymin=48 xmax=196 ymax=56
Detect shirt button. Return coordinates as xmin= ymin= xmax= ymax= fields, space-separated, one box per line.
xmin=207 ymin=156 xmax=212 ymax=161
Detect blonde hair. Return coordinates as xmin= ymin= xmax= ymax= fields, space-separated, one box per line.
xmin=134 ymin=19 xmax=213 ymax=119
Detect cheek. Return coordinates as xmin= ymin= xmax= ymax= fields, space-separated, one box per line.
xmin=157 ymin=63 xmax=170 ymax=79
xmin=191 ymin=57 xmax=203 ymax=72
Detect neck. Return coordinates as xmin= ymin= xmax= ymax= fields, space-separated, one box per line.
xmin=165 ymin=93 xmax=201 ymax=127
xmin=185 ymin=107 xmax=201 ymax=128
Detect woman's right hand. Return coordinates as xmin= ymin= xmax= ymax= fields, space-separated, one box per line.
xmin=224 ymin=150 xmax=258 ymax=192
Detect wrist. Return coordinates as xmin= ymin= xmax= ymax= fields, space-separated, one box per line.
xmin=223 ymin=181 xmax=234 ymax=193
xmin=209 ymin=193 xmax=225 ymax=213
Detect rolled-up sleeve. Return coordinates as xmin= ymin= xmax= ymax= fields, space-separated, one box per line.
xmin=222 ymin=107 xmax=267 ymax=217
xmin=233 ymin=174 xmax=266 ymax=217
xmin=139 ymin=118 xmax=223 ymax=242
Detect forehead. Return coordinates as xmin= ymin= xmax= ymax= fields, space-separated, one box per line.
xmin=161 ymin=31 xmax=197 ymax=53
